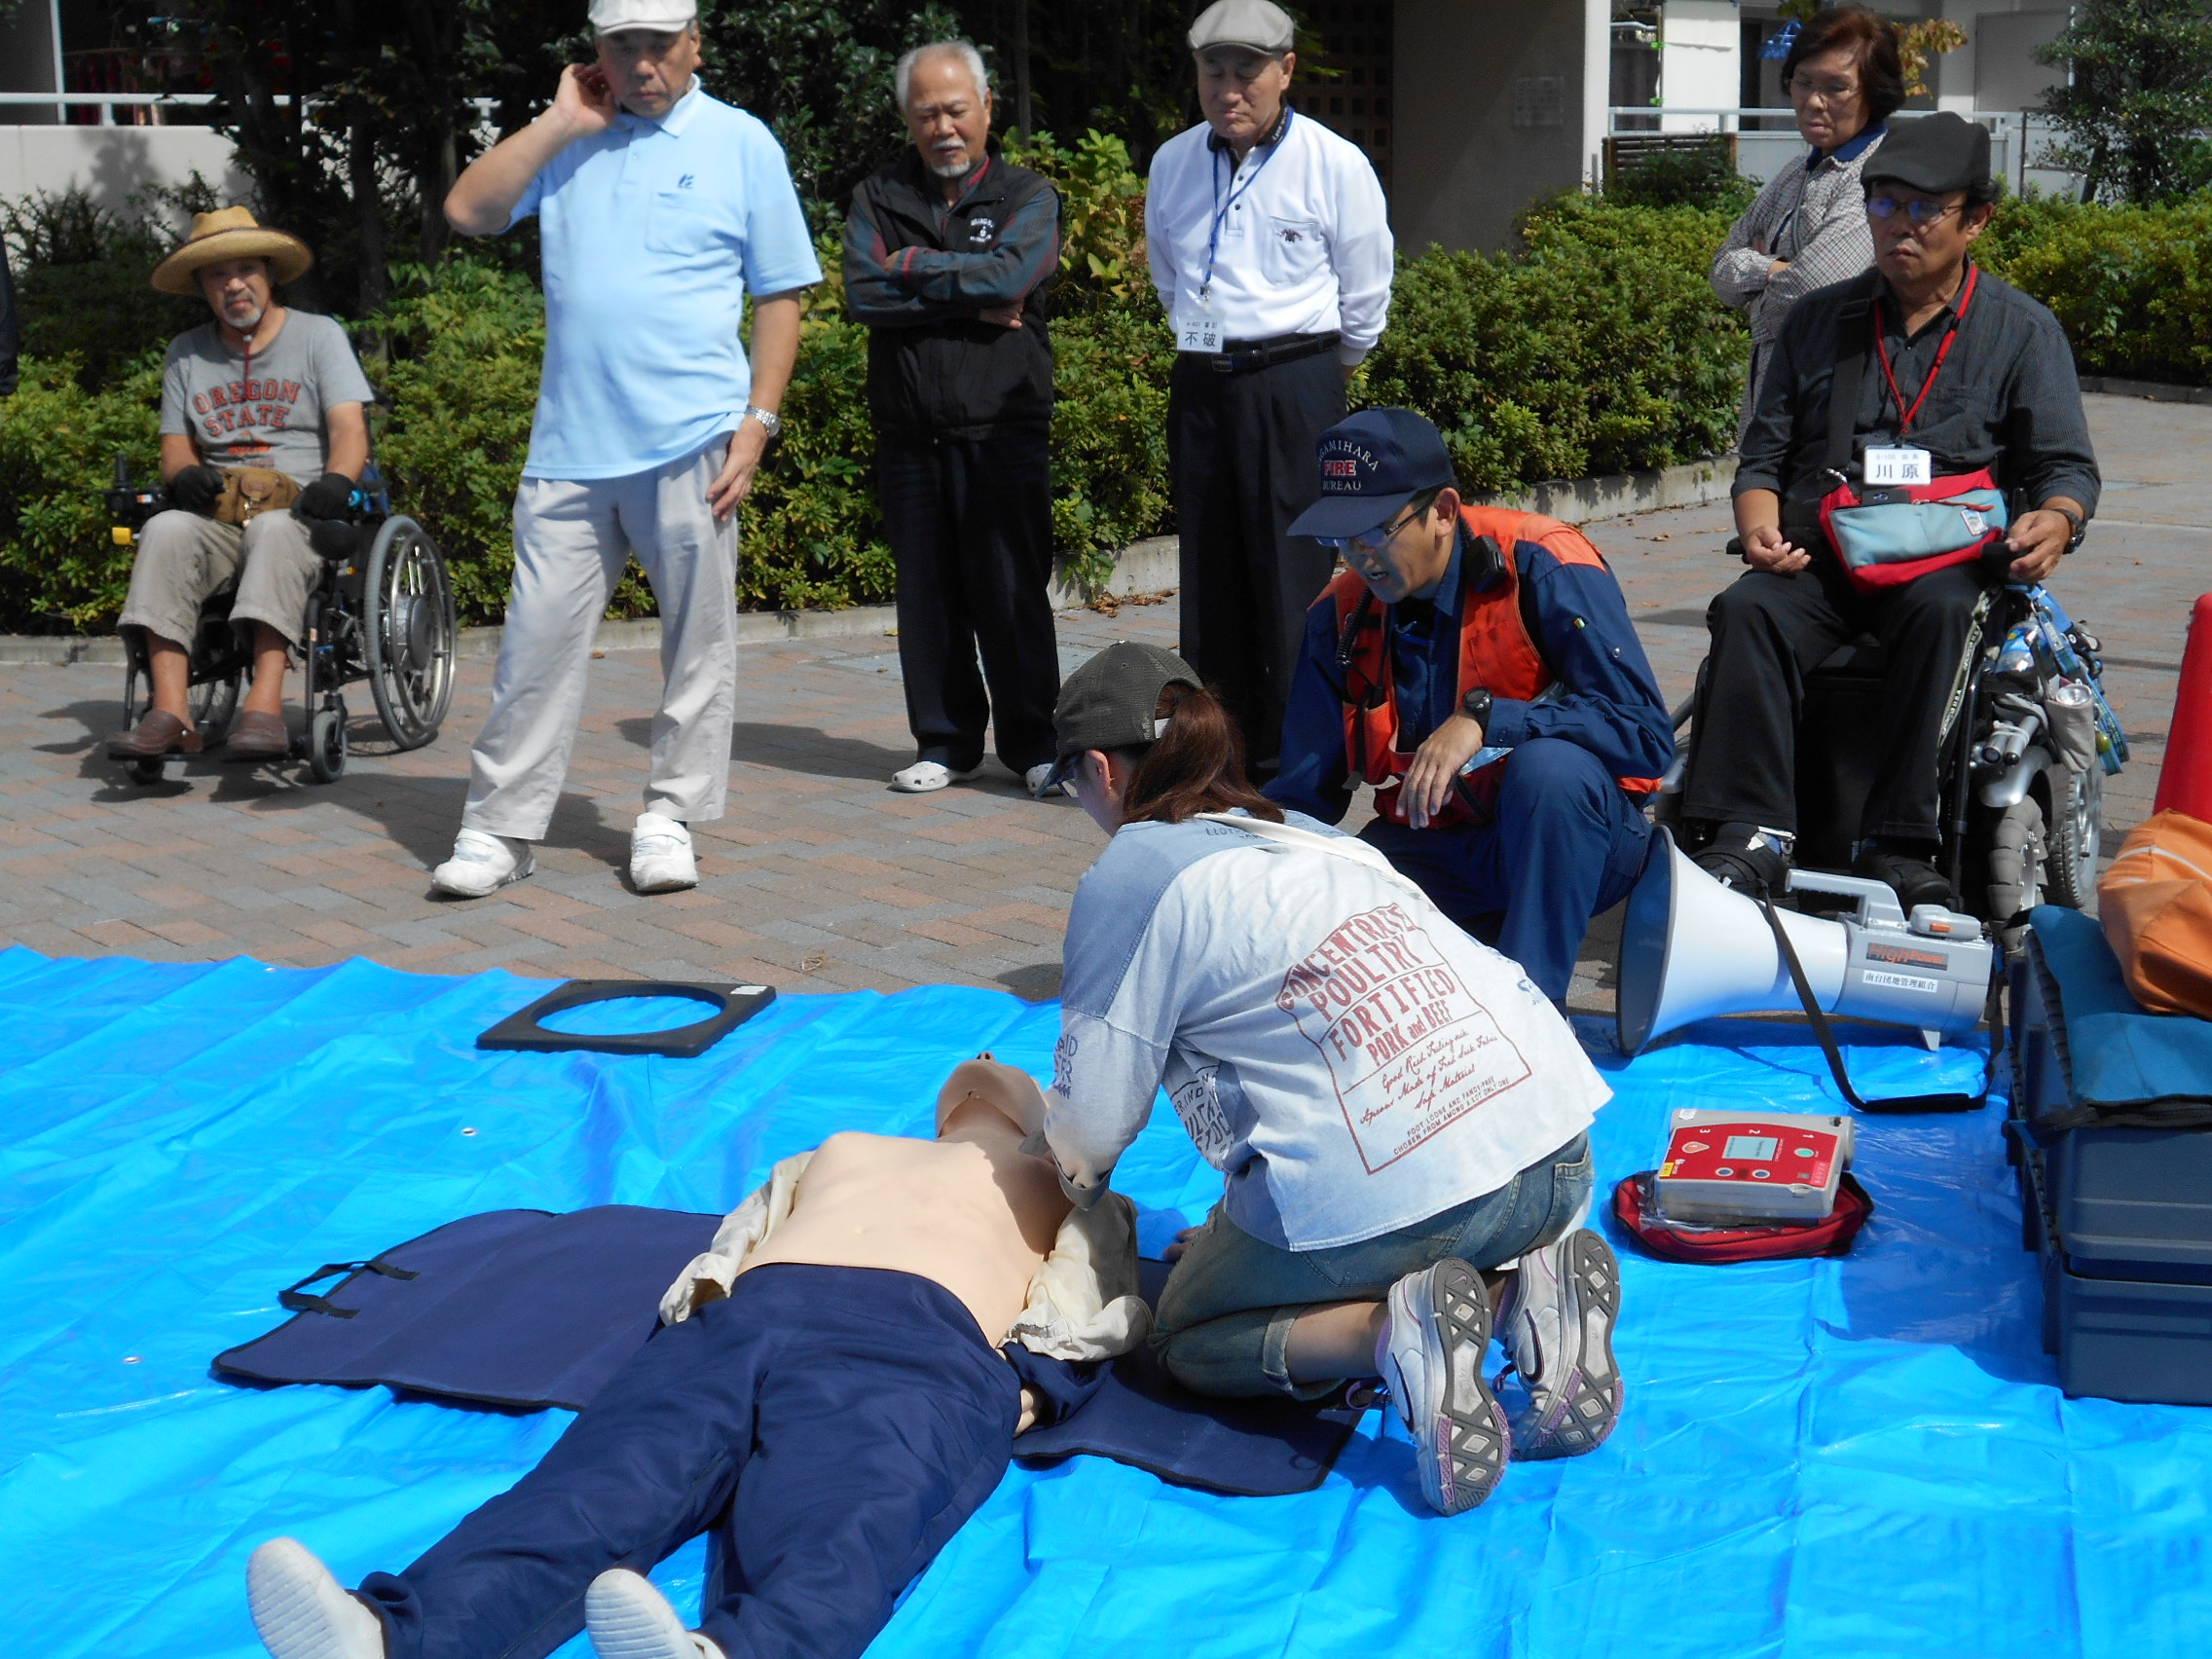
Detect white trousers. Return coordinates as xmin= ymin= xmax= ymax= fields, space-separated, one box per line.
xmin=462 ymin=439 xmax=738 ymax=841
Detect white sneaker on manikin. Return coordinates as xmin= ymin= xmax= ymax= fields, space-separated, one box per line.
xmin=245 ymin=1538 xmax=386 ymax=1659
xmin=584 ymin=1569 xmax=726 ymax=1659
xmin=889 ymin=759 xmax=981 ymax=793
xmin=428 ymin=828 xmax=535 ymax=899
xmin=1376 ymin=1257 xmax=1511 ymax=1516
xmin=1496 ymin=1227 xmax=1624 ymax=1459
xmin=630 ymin=813 xmax=697 ymax=894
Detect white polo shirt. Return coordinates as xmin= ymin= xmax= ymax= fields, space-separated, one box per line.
xmin=509 ymin=80 xmax=823 ymax=481
xmin=1145 ymin=108 xmax=1393 ymax=367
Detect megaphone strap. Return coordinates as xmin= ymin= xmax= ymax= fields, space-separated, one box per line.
xmin=1757 ymin=896 xmax=2001 ymax=1115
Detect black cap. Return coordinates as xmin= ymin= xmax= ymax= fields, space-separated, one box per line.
xmin=1045 ymin=641 xmax=1200 ymax=789
xmin=1287 ymin=408 xmax=1456 ymax=542
xmin=1862 ymin=112 xmax=1992 ymax=198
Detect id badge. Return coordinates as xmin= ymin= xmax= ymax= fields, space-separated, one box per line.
xmin=1173 ymin=303 xmax=1222 ymax=354
xmin=1863 ymin=445 xmax=1933 ymax=487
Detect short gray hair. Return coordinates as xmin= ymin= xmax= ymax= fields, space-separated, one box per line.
xmin=895 ymin=40 xmax=989 ymax=112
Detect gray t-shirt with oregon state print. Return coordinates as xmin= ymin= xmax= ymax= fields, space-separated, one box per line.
xmin=159 ymin=311 xmax=375 ymax=486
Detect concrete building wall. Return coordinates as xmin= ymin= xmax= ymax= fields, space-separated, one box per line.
xmin=0 ymin=127 xmax=249 ymax=217
xmin=1657 ymin=0 xmax=1739 ymax=131
xmin=1391 ymin=0 xmax=1607 ymax=254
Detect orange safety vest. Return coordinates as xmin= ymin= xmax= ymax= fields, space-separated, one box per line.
xmin=1329 ymin=504 xmax=1660 ymax=830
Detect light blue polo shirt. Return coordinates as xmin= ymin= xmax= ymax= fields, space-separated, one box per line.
xmin=510 ymin=80 xmax=822 ymax=481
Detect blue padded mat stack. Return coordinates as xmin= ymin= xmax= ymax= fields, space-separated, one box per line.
xmin=1 ymin=943 xmax=2207 ymax=1659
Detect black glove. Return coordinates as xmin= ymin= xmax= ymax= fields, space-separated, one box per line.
xmin=295 ymin=470 xmax=356 ymax=520
xmin=167 ymin=464 xmax=224 ymax=515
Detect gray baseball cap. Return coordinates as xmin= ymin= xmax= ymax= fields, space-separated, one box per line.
xmin=1045 ymin=641 xmax=1201 ymax=789
xmin=1189 ymin=0 xmax=1295 ymax=56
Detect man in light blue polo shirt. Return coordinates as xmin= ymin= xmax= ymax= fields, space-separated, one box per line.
xmin=432 ymin=0 xmax=820 ymax=900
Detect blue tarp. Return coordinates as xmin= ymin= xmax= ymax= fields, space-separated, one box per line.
xmin=0 ymin=944 xmax=2205 ymax=1659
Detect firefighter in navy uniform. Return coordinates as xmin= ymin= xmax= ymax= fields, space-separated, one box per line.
xmin=1267 ymin=409 xmax=1676 ymax=1005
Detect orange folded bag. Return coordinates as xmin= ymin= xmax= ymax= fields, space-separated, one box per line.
xmin=2098 ymin=809 xmax=2212 ymax=1018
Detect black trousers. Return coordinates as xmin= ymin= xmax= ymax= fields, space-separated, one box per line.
xmin=1168 ymin=350 xmax=1345 ymax=771
xmin=878 ymin=429 xmax=1060 ymax=774
xmin=1680 ymin=558 xmax=1991 ymax=842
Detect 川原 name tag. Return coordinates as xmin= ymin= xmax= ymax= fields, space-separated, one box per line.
xmin=1863 ymin=446 xmax=1933 ymax=487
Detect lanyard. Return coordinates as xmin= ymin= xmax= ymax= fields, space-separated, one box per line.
xmin=1872 ymin=263 xmax=1978 ymax=439
xmin=1200 ymin=110 xmax=1291 ymax=298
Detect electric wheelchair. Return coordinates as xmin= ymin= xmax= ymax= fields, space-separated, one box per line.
xmin=107 ymin=455 xmax=459 ymax=787
xmin=1653 ymin=573 xmax=2127 ymax=949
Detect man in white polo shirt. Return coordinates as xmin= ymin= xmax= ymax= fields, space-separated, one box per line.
xmin=1148 ymin=0 xmax=1392 ymax=776
xmin=432 ymin=0 xmax=820 ymax=899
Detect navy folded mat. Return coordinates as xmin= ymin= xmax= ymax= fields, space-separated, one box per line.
xmin=215 ymin=1209 xmax=1365 ymax=1495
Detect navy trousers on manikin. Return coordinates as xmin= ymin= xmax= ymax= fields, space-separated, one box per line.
xmin=1361 ymin=738 xmax=1653 ymax=1003
xmin=357 ymin=1264 xmax=1020 ymax=1659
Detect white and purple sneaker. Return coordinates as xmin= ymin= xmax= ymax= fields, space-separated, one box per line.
xmin=1497 ymin=1228 xmax=1624 ymax=1459
xmin=1377 ymin=1256 xmax=1511 ymax=1515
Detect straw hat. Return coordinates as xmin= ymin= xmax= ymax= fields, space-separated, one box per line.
xmin=150 ymin=206 xmax=313 ymax=296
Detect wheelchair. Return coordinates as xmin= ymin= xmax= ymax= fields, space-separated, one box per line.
xmin=1653 ymin=572 xmax=2127 ymax=949
xmin=109 ymin=455 xmax=460 ymax=787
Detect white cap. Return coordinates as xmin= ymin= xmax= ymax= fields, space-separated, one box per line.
xmin=1188 ymin=0 xmax=1295 ymax=55
xmin=589 ymin=0 xmax=696 ymax=33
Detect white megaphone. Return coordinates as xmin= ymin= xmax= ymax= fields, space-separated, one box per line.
xmin=1616 ymin=829 xmax=1994 ymax=1055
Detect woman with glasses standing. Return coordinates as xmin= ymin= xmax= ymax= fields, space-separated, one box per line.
xmin=1712 ymin=6 xmax=1906 ymax=444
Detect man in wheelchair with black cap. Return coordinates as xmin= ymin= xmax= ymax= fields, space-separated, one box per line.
xmin=1679 ymin=112 xmax=2099 ymax=908
xmin=108 ymin=207 xmax=375 ymax=765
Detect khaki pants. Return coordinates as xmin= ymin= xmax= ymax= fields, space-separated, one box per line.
xmin=461 ymin=439 xmax=739 ymax=841
xmin=115 ymin=507 xmax=323 ymax=652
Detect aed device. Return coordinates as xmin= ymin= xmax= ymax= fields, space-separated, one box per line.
xmin=1654 ymin=1108 xmax=1856 ymax=1225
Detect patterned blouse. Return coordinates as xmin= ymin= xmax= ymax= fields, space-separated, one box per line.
xmin=1711 ymin=123 xmax=1888 ymax=443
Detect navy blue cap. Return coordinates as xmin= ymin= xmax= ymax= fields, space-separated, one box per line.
xmin=1288 ymin=408 xmax=1456 ymax=541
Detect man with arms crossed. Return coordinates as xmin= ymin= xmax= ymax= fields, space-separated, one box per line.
xmin=434 ymin=0 xmax=820 ymax=899
xmin=244 ymin=1058 xmax=1145 ymax=1659
xmin=1147 ymin=0 xmax=1393 ymax=775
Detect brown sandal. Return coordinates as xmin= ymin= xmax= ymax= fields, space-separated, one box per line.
xmin=107 ymin=709 xmax=202 ymax=760
xmin=225 ymin=710 xmax=292 ymax=762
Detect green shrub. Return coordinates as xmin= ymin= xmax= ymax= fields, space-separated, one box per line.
xmin=1976 ymin=194 xmax=2212 ymax=385
xmin=0 ymin=353 xmax=162 ymax=632
xmin=1604 ymin=138 xmax=1759 ymax=217
xmin=1358 ymin=197 xmax=1746 ymax=493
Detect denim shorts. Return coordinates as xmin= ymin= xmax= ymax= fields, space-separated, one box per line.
xmin=1149 ymin=1132 xmax=1594 ymax=1399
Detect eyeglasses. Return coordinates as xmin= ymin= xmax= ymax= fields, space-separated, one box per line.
xmin=1788 ymin=74 xmax=1859 ymax=103
xmin=1866 ymin=196 xmax=1964 ymax=226
xmin=1320 ymin=499 xmax=1427 ymax=557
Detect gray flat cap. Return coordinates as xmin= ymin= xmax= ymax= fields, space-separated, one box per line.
xmin=1189 ymin=0 xmax=1295 ymax=55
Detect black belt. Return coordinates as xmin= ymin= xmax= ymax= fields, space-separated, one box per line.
xmin=1208 ymin=331 xmax=1342 ymax=375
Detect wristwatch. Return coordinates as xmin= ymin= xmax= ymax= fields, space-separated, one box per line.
xmin=742 ymin=404 xmax=782 ymax=439
xmin=1461 ymin=687 xmax=1493 ymax=727
xmin=2048 ymin=502 xmax=2086 ymax=552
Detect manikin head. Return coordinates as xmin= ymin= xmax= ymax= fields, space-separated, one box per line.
xmin=898 ymin=41 xmax=992 ymax=183
xmin=935 ymin=1055 xmax=1049 ymax=1140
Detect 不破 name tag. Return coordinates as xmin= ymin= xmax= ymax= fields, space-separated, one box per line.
xmin=1173 ymin=304 xmax=1222 ymax=354
xmin=1863 ymin=446 xmax=1933 ymax=487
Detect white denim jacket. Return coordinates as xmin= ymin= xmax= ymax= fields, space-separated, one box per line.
xmin=657 ymin=1152 xmax=1152 ymax=1362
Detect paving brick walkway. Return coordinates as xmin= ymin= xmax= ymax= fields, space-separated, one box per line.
xmin=1 ymin=392 xmax=2200 ymax=1016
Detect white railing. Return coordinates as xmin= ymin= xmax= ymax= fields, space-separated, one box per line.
xmin=1605 ymin=106 xmax=2081 ymax=195
xmin=0 ymin=91 xmax=498 ymax=127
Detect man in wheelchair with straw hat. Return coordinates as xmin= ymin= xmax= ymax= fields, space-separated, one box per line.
xmin=109 ymin=206 xmax=376 ymax=764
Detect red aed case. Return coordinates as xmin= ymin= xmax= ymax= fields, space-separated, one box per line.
xmin=1653 ymin=1108 xmax=1856 ymax=1225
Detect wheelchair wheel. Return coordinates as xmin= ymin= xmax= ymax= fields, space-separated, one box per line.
xmin=2045 ymin=763 xmax=2103 ymax=910
xmin=308 ymin=707 xmax=348 ymax=784
xmin=362 ymin=516 xmax=457 ymax=751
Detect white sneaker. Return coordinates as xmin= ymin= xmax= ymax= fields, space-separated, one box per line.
xmin=246 ymin=1537 xmax=386 ymax=1659
xmin=1023 ymin=762 xmax=1066 ymax=799
xmin=1376 ymin=1257 xmax=1510 ymax=1516
xmin=630 ymin=813 xmax=697 ymax=894
xmin=889 ymin=759 xmax=980 ymax=793
xmin=584 ymin=1568 xmax=725 ymax=1659
xmin=1496 ymin=1227 xmax=1623 ymax=1459
xmin=428 ymin=828 xmax=535 ymax=899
